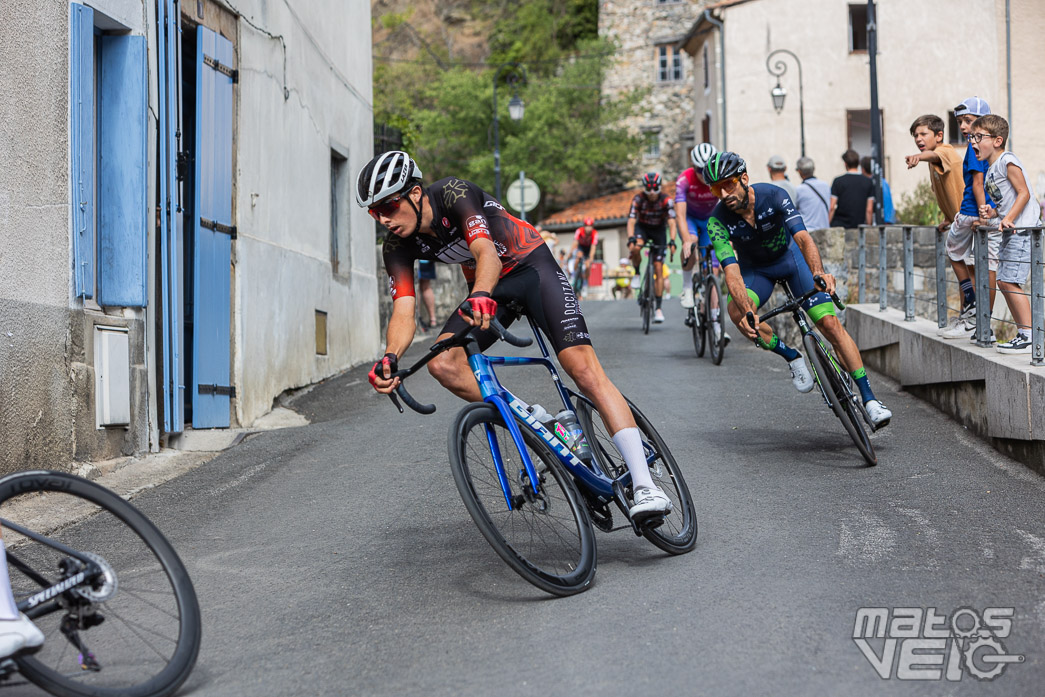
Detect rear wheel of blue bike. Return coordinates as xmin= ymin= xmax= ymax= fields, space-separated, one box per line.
xmin=803 ymin=334 xmax=877 ymax=466
xmin=575 ymin=398 xmax=697 ymax=555
xmin=448 ymin=403 xmax=597 ymax=596
xmin=0 ymin=471 xmax=201 ymax=697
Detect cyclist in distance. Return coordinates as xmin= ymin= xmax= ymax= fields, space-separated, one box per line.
xmin=360 ymin=151 xmax=672 ymax=519
xmin=676 ymin=143 xmax=723 ymax=316
xmin=627 ymin=172 xmax=678 ymax=323
xmin=569 ymin=217 xmax=599 ymax=297
xmin=702 ymin=152 xmax=893 ymax=427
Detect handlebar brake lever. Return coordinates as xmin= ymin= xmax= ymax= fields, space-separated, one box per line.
xmin=388 ymin=392 xmax=404 ymax=414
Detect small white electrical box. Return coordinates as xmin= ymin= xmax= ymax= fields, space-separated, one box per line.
xmin=95 ymin=326 xmax=131 ymax=427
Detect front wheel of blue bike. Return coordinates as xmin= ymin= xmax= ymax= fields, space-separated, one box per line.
xmin=448 ymin=403 xmax=597 ymax=596
xmin=575 ymin=397 xmax=697 ymax=555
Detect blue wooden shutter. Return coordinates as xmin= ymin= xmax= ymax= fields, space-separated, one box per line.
xmin=192 ymin=26 xmax=235 ymax=428
xmin=157 ymin=0 xmax=184 ymax=433
xmin=98 ymin=35 xmax=147 ymax=307
xmin=70 ymin=2 xmax=94 ymax=298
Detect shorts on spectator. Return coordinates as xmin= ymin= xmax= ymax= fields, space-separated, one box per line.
xmin=996 ymin=230 xmax=1031 ymax=285
xmin=947 ymin=213 xmax=999 ymax=271
xmin=417 ymin=259 xmax=437 ymax=281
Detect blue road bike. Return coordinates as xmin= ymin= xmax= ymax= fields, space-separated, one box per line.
xmin=388 ymin=303 xmax=697 ymax=596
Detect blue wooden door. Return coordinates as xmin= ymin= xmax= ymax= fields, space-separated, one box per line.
xmin=157 ymin=0 xmax=183 ymax=433
xmin=191 ymin=26 xmax=235 ymax=428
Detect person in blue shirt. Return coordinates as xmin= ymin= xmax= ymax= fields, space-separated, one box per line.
xmin=860 ymin=156 xmax=894 ymax=223
xmin=703 ymin=152 xmax=892 ymax=427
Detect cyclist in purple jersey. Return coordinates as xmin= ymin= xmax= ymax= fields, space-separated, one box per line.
xmin=676 ymin=143 xmax=721 ymax=317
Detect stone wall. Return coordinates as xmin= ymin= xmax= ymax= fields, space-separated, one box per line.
xmin=599 ymin=0 xmax=708 ymax=177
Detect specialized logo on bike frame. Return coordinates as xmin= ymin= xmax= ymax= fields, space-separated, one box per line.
xmin=442 ymin=178 xmax=469 ymax=207
xmin=853 ymin=606 xmax=1025 ymax=681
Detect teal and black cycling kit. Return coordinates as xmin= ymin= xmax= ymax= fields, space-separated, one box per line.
xmin=707 ymin=183 xmax=834 ymax=322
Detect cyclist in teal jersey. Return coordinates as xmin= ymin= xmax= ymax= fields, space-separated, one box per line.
xmin=703 ymin=152 xmax=892 ymax=427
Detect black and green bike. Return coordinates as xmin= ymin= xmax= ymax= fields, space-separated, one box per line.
xmin=746 ymin=278 xmax=878 ymax=466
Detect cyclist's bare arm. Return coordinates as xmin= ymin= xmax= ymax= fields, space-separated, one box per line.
xmin=372 ymin=296 xmax=418 ymax=393
xmin=722 ymin=264 xmax=760 ymax=338
xmin=626 ymin=217 xmax=636 ymax=239
xmin=792 ymin=230 xmax=835 ymax=294
xmin=463 ymin=236 xmax=503 ymax=330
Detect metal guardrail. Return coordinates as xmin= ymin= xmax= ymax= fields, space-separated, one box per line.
xmin=856 ymin=224 xmax=1044 ymax=366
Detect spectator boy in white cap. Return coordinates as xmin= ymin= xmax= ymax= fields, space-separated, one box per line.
xmin=933 ymin=96 xmax=999 ymax=341
xmin=765 ymin=155 xmax=798 ymax=202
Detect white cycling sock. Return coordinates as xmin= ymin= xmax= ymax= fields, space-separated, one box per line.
xmin=612 ymin=427 xmax=655 ymax=491
xmin=682 ymin=269 xmax=693 ymax=290
xmin=0 ymin=543 xmax=21 ymax=620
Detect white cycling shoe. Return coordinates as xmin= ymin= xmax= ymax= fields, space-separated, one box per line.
xmin=653 ymin=309 xmax=665 ymax=323
xmin=0 ymin=614 xmax=44 ymax=659
xmin=629 ymin=486 xmax=672 ymax=521
xmin=680 ymin=288 xmax=695 ymax=309
xmin=864 ymin=399 xmax=892 ymax=428
xmin=788 ymin=356 xmax=815 ymax=393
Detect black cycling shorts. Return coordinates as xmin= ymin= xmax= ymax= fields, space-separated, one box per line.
xmin=634 ymin=223 xmax=668 ymax=262
xmin=439 ymin=245 xmax=592 ymax=354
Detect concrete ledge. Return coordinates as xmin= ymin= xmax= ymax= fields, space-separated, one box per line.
xmin=847 ymin=304 xmax=1044 ymax=473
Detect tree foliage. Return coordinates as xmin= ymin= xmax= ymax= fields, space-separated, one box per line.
xmin=373 ymin=1 xmax=641 ymax=213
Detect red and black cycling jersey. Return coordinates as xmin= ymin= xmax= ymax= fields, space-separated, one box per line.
xmin=628 ymin=193 xmax=676 ymax=228
xmin=383 ymin=177 xmax=545 ymax=300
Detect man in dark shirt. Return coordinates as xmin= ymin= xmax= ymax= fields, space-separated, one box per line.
xmin=828 ymin=149 xmax=874 ymax=229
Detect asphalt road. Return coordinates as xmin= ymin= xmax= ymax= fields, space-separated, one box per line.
xmin=10 ymin=298 xmax=1044 ymax=696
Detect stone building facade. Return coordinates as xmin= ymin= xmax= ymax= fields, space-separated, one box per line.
xmin=599 ymin=0 xmax=708 ymax=180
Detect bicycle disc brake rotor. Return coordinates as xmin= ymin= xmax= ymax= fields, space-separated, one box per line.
xmin=72 ymin=551 xmax=118 ymax=603
xmin=517 ymin=469 xmax=551 ymax=513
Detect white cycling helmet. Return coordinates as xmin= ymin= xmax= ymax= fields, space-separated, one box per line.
xmin=691 ymin=142 xmax=718 ymax=169
xmin=355 ymin=150 xmax=423 ymax=208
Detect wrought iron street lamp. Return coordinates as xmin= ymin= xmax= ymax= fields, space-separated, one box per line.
xmin=493 ymin=62 xmax=527 ymax=201
xmin=765 ymin=48 xmax=805 ymax=157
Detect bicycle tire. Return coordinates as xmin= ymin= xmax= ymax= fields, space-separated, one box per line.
xmin=691 ymin=278 xmax=706 ymax=358
xmin=803 ymin=335 xmax=877 ymax=466
xmin=574 ymin=398 xmax=697 ymax=555
xmin=0 ymin=471 xmax=201 ymax=697
xmin=571 ymin=257 xmax=585 ymax=296
xmin=448 ymin=402 xmax=597 ymax=596
xmin=707 ymin=274 xmax=728 ymax=365
xmin=641 ymin=268 xmax=652 ymax=334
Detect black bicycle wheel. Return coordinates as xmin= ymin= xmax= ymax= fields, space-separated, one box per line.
xmin=0 ymin=471 xmax=201 ymax=697
xmin=641 ymin=268 xmax=652 ymax=334
xmin=803 ymin=335 xmax=877 ymax=466
xmin=571 ymin=258 xmax=584 ymax=296
xmin=707 ymin=274 xmax=728 ymax=366
xmin=574 ymin=397 xmax=697 ymax=555
xmin=691 ymin=278 xmax=706 ymax=357
xmin=448 ymin=402 xmax=597 ymax=596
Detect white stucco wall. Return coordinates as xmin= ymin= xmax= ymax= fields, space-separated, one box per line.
xmin=231 ymin=1 xmax=378 ymax=426
xmin=689 ymin=0 xmax=1045 ymax=205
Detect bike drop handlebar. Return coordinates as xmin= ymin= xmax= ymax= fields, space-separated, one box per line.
xmin=386 ymin=301 xmax=533 ymax=415
xmin=744 ymin=275 xmax=847 ymax=333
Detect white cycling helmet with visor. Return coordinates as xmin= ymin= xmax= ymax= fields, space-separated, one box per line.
xmin=355 ymin=150 xmax=423 ymax=208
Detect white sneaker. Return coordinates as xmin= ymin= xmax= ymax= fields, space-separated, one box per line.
xmin=653 ymin=309 xmax=665 ymax=323
xmin=864 ymin=399 xmax=892 ymax=428
xmin=680 ymin=287 xmax=695 ymax=309
xmin=940 ymin=317 xmax=975 ymax=339
xmin=936 ymin=315 xmax=961 ymax=336
xmin=630 ymin=275 xmax=641 ymax=290
xmin=629 ymin=486 xmax=672 ymax=520
xmin=788 ymin=356 xmax=815 ymax=393
xmin=996 ymin=334 xmax=1032 ymax=354
xmin=0 ymin=614 xmax=44 ymax=659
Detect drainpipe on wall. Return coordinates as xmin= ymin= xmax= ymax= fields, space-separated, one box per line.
xmin=1006 ymin=0 xmax=1013 ymax=148
xmin=703 ymin=9 xmax=726 ymax=150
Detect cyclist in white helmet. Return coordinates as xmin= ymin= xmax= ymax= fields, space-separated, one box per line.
xmin=360 ymin=150 xmax=674 ymax=520
xmin=676 ymin=144 xmax=727 ymax=337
